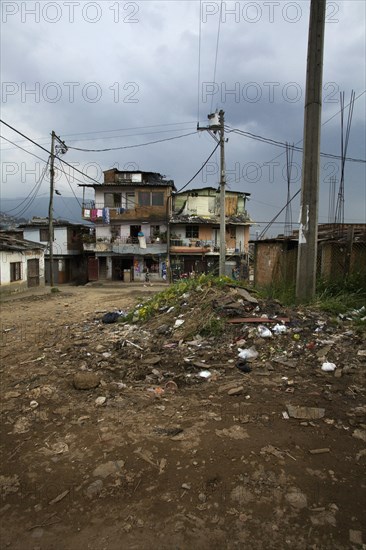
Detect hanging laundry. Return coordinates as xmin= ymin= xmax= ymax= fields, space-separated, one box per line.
xmin=84 ymin=209 xmax=91 ymax=219
xmin=103 ymin=207 xmax=110 ymax=224
xmin=138 ymin=231 xmax=147 ymax=249
xmin=96 ymin=209 xmax=103 ymax=218
xmin=90 ymin=209 xmax=97 ymax=221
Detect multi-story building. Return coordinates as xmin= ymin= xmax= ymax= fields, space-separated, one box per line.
xmin=80 ymin=169 xmax=175 ymax=282
xmin=170 ymin=187 xmax=252 ymax=278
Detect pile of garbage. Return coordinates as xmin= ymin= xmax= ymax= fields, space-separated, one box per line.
xmin=75 ymin=277 xmax=365 ymax=397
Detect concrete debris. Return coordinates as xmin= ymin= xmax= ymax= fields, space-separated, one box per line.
xmin=286 ymin=405 xmax=325 ymax=420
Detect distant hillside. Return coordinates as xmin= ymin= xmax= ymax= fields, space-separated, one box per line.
xmin=0 ymin=196 xmax=87 ymax=226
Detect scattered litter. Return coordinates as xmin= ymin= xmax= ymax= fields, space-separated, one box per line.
xmin=164 ymin=380 xmax=178 ymax=393
xmin=309 ymin=448 xmax=330 ymax=455
xmin=272 ymin=323 xmax=287 ymax=335
xmin=102 ymin=311 xmax=125 ymax=324
xmin=321 ymin=362 xmax=337 ymax=372
xmin=257 ymin=325 xmax=272 ymax=338
xmin=238 ymin=347 xmax=258 ymax=360
xmin=198 ymin=370 xmax=211 ymax=379
xmin=236 ymin=363 xmax=252 ymax=373
xmin=147 ymin=387 xmax=165 ymax=397
xmin=174 ymin=319 xmax=185 ymax=328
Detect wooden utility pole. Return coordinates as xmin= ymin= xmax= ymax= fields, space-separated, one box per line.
xmin=48 ymin=130 xmax=56 ymax=287
xmin=296 ymin=0 xmax=327 ymax=301
xmin=219 ymin=109 xmax=226 ymax=277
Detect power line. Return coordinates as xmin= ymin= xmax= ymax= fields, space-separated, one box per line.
xmin=0 ymin=121 xmax=197 ymax=149
xmin=0 ymin=135 xmax=50 ymax=164
xmin=56 ymin=159 xmax=82 ymax=208
xmin=197 ymin=0 xmax=202 ymax=124
xmin=210 ymin=0 xmax=223 ymax=113
xmin=66 ymin=131 xmax=198 ymax=153
xmin=225 ymin=89 xmax=366 ymax=188
xmin=0 ymin=119 xmax=101 ymax=185
xmin=258 ymin=189 xmax=301 ymax=239
xmin=176 ymin=142 xmax=220 ymax=193
xmin=5 ymin=161 xmax=50 ymax=218
xmin=226 ymin=126 xmax=366 ymax=164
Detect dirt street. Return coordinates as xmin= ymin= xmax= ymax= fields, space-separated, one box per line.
xmin=0 ymin=284 xmax=365 ymax=549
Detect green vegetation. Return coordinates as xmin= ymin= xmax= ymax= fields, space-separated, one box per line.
xmin=257 ymin=273 xmax=366 ymax=316
xmin=50 ymin=287 xmax=60 ymax=293
xmin=123 ymin=274 xmax=247 ymax=324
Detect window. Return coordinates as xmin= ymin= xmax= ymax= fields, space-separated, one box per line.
xmin=138 ymin=191 xmax=165 ymax=207
xmin=10 ymin=262 xmax=22 ymax=282
xmin=104 ymin=193 xmax=121 ymax=207
xmin=186 ymin=225 xmax=199 ymax=239
xmin=152 ymin=192 xmax=164 ymax=206
xmin=40 ymin=228 xmax=50 ymax=241
xmin=138 ymin=191 xmax=150 ymax=206
xmin=126 ymin=192 xmax=135 ymax=209
xmin=39 ymin=228 xmax=54 ymax=241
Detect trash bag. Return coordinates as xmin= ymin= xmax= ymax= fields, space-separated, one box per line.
xmin=102 ymin=311 xmax=122 ymax=324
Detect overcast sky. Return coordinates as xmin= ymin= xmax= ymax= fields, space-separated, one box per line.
xmin=1 ymin=0 xmax=365 ymax=236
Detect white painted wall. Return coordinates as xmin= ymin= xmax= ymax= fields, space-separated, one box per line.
xmin=0 ymin=250 xmax=45 ymax=285
xmin=23 ymin=227 xmax=69 ymax=255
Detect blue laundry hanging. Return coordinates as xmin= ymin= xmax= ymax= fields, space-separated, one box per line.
xmin=103 ymin=207 xmax=110 ymax=224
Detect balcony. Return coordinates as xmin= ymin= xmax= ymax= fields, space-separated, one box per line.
xmin=169 ymin=238 xmax=216 ymax=254
xmin=83 ymin=235 xmax=168 ymax=255
xmin=82 ymin=203 xmax=167 ymax=223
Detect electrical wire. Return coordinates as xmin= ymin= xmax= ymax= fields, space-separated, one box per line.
xmin=226 ymin=126 xmax=366 ymax=164
xmin=197 ymin=0 xmax=202 ymax=124
xmin=258 ymin=189 xmax=301 ymax=240
xmin=0 ymin=135 xmax=50 ymax=164
xmin=0 ymin=119 xmax=101 ymax=185
xmin=1 ymin=121 xmax=197 ymax=149
xmin=66 ymin=131 xmax=198 ymax=152
xmin=55 ymin=159 xmax=82 ymax=208
xmin=5 ymin=161 xmax=50 ymax=218
xmin=210 ymin=0 xmax=223 ymax=113
xmin=176 ymin=142 xmax=220 ymax=193
xmin=224 ymin=89 xmax=366 ymax=188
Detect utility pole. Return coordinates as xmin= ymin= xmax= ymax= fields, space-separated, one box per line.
xmin=198 ymin=109 xmax=226 ymax=276
xmin=48 ymin=131 xmax=68 ymax=287
xmin=48 ymin=130 xmax=55 ymax=287
xmin=219 ymin=110 xmax=226 ymax=277
xmin=296 ymin=0 xmax=327 ymax=302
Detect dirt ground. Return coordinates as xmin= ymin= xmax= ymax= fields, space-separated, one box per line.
xmin=0 ymin=284 xmax=365 ymax=550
